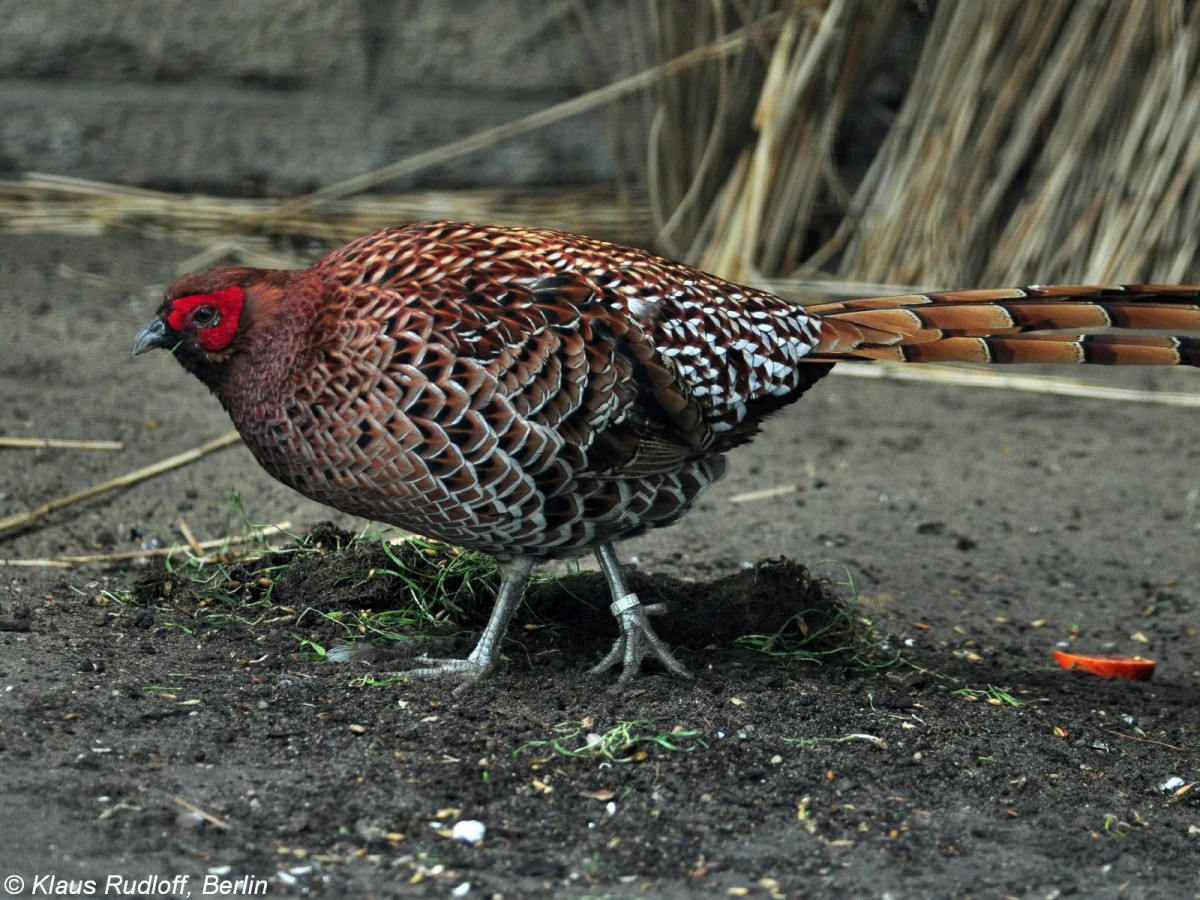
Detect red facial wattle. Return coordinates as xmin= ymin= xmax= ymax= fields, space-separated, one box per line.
xmin=167 ymin=286 xmax=245 ymax=351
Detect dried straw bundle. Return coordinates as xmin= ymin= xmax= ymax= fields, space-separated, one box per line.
xmin=644 ymin=0 xmax=1200 ymax=288
xmin=0 ymin=174 xmax=654 ymax=249
xmin=637 ymin=0 xmax=905 ymax=279
xmin=834 ymin=1 xmax=1200 ymax=286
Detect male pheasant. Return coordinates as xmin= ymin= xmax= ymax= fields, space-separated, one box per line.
xmin=133 ymin=221 xmax=1200 ymax=686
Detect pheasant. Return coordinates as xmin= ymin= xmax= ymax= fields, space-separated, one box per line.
xmin=133 ymin=221 xmax=1200 ymax=687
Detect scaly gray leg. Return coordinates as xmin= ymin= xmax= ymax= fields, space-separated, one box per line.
xmin=405 ymin=556 xmax=535 ymax=690
xmin=589 ymin=543 xmax=691 ymax=686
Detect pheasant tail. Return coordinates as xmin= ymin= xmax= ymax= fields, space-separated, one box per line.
xmin=806 ymin=285 xmax=1200 ymax=366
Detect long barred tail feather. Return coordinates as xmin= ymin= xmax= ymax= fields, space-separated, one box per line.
xmin=806 ymin=285 xmax=1200 ymax=367
xmin=861 ymin=333 xmax=1200 ymax=366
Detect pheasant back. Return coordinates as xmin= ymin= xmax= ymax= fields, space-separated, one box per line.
xmin=199 ymin=222 xmax=842 ymax=560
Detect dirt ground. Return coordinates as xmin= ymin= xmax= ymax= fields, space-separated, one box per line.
xmin=1 ymin=232 xmax=1198 ymax=898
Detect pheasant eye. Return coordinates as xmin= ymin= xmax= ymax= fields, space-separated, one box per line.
xmin=164 ymin=286 xmax=244 ymax=352
xmin=191 ymin=306 xmax=219 ymax=327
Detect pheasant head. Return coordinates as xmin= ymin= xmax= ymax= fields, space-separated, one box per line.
xmin=131 ymin=266 xmax=318 ymax=394
xmin=135 ymin=268 xmax=266 ymax=370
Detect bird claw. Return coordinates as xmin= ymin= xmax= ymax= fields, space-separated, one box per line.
xmin=590 ymin=594 xmax=692 ymax=687
xmin=324 ymin=638 xmax=491 ymax=692
xmin=395 ymin=657 xmax=491 ymax=694
xmin=378 ymin=556 xmax=531 ymax=693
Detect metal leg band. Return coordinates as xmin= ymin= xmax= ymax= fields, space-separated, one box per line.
xmin=609 ymin=593 xmax=640 ymax=617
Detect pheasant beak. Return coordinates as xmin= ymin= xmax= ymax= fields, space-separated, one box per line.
xmin=132 ymin=316 xmax=174 ymax=357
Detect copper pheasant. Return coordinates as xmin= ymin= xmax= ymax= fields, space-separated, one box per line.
xmin=133 ymin=221 xmax=1200 ymax=686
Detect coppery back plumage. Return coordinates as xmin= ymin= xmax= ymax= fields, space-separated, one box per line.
xmin=216 ymin=222 xmax=835 ymax=559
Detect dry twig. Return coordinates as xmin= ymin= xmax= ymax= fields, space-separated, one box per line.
xmin=172 ymin=796 xmax=232 ymax=831
xmin=0 ymin=437 xmax=123 ymax=451
xmin=829 ymin=363 xmax=1200 ymax=407
xmin=0 ymin=522 xmax=292 ymax=567
xmin=0 ymin=431 xmax=242 ymax=538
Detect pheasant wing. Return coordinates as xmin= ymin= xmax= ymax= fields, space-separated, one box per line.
xmin=327 ymin=272 xmax=715 ymax=488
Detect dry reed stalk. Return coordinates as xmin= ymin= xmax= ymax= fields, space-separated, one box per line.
xmin=986 ymin=3 xmax=1200 ymax=284
xmin=0 ymin=175 xmax=654 ymax=249
xmin=0 ymin=437 xmax=123 ymax=450
xmin=641 ymin=0 xmax=778 ymax=261
xmin=728 ymin=484 xmax=805 ymax=504
xmin=177 ymin=517 xmax=204 ymax=557
xmin=826 ymin=3 xmax=1069 ymax=283
xmin=754 ymin=274 xmax=938 ymax=300
xmin=641 ymin=0 xmax=903 ymax=279
xmin=828 ymin=1 xmax=1200 ymax=286
xmin=0 ymin=19 xmax=788 ymax=258
xmin=0 ymin=522 xmax=292 ymax=567
xmin=253 ymin=14 xmax=785 ymax=230
xmin=56 ymin=522 xmax=292 ymax=565
xmin=0 ymin=431 xmax=241 ymax=538
xmin=171 ymin=240 xmax=300 ymax=276
xmin=172 ymin=798 xmax=232 ymax=831
xmin=645 ymin=2 xmax=1200 ymax=288
xmin=699 ymin=0 xmax=870 ymax=280
xmin=829 ymin=363 xmax=1200 ymax=408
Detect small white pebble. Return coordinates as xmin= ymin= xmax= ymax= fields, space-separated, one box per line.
xmin=1159 ymin=776 xmax=1185 ymax=792
xmin=451 ymin=882 xmax=472 ymax=897
xmin=606 ymin=802 xmax=617 ymax=817
xmin=451 ymin=820 xmax=486 ymax=844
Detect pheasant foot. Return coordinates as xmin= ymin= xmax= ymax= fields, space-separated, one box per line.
xmin=404 ymin=651 xmax=495 ymax=693
xmin=388 ymin=556 xmax=534 ymax=693
xmin=591 ymin=543 xmax=691 ymax=686
xmin=589 ymin=594 xmax=691 ymax=687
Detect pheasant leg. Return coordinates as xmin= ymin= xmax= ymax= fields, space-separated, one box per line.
xmin=405 ymin=557 xmax=534 ymax=688
xmin=590 ymin=543 xmax=691 ymax=686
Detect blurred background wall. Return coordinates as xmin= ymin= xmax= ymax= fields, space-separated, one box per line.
xmin=0 ymin=0 xmax=627 ymax=193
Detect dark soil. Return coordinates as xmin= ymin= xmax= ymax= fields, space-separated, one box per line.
xmin=2 ymin=233 xmax=1198 ymax=898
